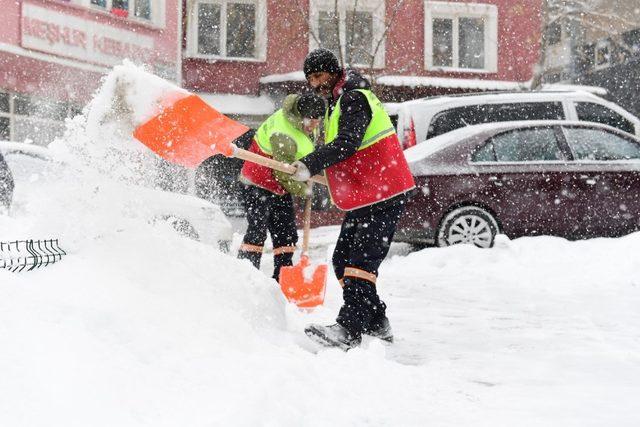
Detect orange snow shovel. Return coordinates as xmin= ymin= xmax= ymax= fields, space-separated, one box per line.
xmin=279 ymin=184 xmax=328 ymax=308
xmin=133 ymin=94 xmax=250 ymax=169
xmin=133 ymin=93 xmax=328 ymax=186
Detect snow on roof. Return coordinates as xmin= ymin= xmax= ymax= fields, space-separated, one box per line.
xmin=258 ymin=72 xmax=608 ymax=97
xmin=400 ymin=89 xmax=605 ymax=107
xmin=540 ymin=83 xmax=608 ymax=95
xmin=259 ymin=71 xmax=306 ymax=84
xmin=199 ymin=93 xmax=276 ymax=115
xmin=376 ymin=75 xmax=529 ymax=91
xmin=0 ymin=141 xmax=50 ymax=158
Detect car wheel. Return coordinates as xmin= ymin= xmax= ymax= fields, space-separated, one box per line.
xmin=437 ymin=206 xmax=499 ymax=248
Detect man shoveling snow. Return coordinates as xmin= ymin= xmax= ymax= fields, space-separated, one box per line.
xmin=291 ymin=49 xmax=416 ymax=350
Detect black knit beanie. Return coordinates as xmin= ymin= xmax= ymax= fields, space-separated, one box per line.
xmin=303 ymin=48 xmax=341 ymax=78
xmin=296 ymin=93 xmax=326 ymax=119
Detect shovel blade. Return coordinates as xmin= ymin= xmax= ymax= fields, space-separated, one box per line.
xmin=133 ymin=94 xmax=249 ymax=169
xmin=279 ymin=259 xmax=328 ymax=308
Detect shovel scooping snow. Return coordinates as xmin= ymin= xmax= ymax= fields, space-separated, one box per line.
xmin=279 ymin=184 xmax=328 ymax=308
xmin=131 ymin=71 xmax=326 ymax=185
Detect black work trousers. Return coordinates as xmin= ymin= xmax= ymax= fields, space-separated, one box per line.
xmin=237 ymin=185 xmax=298 ymax=281
xmin=333 ymin=196 xmax=407 ymax=334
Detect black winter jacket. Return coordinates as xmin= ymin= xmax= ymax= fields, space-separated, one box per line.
xmin=300 ymin=69 xmax=411 ymax=216
xmin=300 ymin=69 xmax=372 ymax=176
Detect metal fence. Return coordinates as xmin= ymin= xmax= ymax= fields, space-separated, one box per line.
xmin=0 ymin=239 xmax=66 ymax=272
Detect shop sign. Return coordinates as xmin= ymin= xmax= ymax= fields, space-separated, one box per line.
xmin=21 ymin=2 xmax=155 ymax=66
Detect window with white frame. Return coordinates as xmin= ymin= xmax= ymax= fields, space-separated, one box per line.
xmin=187 ymin=0 xmax=267 ymax=61
xmin=0 ymin=90 xmax=81 ymax=146
xmin=424 ymin=1 xmax=498 ymax=72
xmin=309 ymin=0 xmax=386 ymax=69
xmin=82 ymin=0 xmax=164 ymax=26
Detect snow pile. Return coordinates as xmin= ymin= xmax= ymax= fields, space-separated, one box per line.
xmin=2 ymin=61 xmax=194 ymax=247
xmin=52 ymin=60 xmax=187 ymax=187
xmin=0 ymin=225 xmax=427 ymax=426
xmin=2 ymin=224 xmax=640 ymax=425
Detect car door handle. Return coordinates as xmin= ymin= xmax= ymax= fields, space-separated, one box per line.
xmin=580 ymin=175 xmax=597 ymax=185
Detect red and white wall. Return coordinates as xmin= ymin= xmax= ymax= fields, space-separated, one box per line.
xmin=181 ymin=0 xmax=543 ymax=121
xmin=0 ymin=0 xmax=180 ymax=144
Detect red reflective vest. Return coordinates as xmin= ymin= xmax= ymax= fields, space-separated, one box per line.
xmin=324 ymin=90 xmax=415 ymax=211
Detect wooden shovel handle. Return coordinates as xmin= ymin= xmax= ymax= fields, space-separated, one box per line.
xmin=301 ymin=182 xmax=313 ymax=256
xmin=232 ymin=147 xmax=327 ymax=186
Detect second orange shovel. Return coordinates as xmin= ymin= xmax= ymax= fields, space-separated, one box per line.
xmin=279 ymin=184 xmax=328 ymax=308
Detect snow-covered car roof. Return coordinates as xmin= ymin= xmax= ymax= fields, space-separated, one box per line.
xmin=403 ymin=120 xmax=635 ymax=168
xmin=399 ymin=90 xmax=607 ymax=108
xmin=0 ymin=141 xmax=233 ymax=245
xmin=0 ymin=141 xmax=50 ymax=159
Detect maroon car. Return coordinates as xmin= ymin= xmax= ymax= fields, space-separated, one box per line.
xmin=396 ymin=121 xmax=640 ymax=248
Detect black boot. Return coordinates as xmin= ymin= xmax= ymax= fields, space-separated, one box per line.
xmin=364 ymin=316 xmax=394 ymax=343
xmin=305 ymin=323 xmax=362 ymax=351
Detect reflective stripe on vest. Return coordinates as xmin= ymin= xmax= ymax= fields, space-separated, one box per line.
xmin=255 ymin=109 xmax=315 ymax=160
xmin=324 ymin=89 xmax=396 ymax=150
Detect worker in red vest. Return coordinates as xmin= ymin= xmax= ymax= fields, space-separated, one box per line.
xmin=291 ymin=49 xmax=416 ymax=350
xmin=237 ymin=93 xmax=325 ymax=281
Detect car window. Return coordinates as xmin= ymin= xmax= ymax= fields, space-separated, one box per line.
xmin=575 ymin=102 xmax=635 ymax=134
xmin=389 ymin=114 xmax=399 ymax=132
xmin=476 ymin=127 xmax=563 ymax=162
xmin=484 ymin=102 xmax=564 ymax=122
xmin=562 ymin=127 xmax=640 ymax=160
xmin=428 ymin=106 xmax=474 ymax=139
xmin=427 ymin=102 xmax=565 ymax=139
xmin=472 ymin=142 xmax=496 ymax=162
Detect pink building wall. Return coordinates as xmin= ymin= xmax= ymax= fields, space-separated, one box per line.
xmin=0 ymin=0 xmax=180 ymax=103
xmin=384 ymin=0 xmax=542 ymax=80
xmin=182 ymin=0 xmax=543 ymax=98
xmin=182 ymin=0 xmax=311 ymax=95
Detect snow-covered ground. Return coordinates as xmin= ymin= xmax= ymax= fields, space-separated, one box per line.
xmin=1 ymin=63 xmax=639 ymax=426
xmin=2 ymin=220 xmax=639 ymax=426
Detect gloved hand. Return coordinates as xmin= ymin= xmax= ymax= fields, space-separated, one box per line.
xmin=291 ymin=161 xmax=311 ymax=182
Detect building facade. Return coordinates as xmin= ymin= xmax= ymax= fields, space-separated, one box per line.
xmin=0 ymin=0 xmax=181 ymax=145
xmin=182 ymin=0 xmax=544 ymax=221
xmin=182 ymin=0 xmax=543 ymax=125
xmin=542 ymin=0 xmax=640 ymax=116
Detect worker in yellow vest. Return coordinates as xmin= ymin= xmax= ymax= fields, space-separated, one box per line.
xmin=237 ymin=93 xmax=325 ymax=281
xmin=291 ymin=49 xmax=416 ymax=350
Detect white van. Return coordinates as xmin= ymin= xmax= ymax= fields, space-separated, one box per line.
xmin=386 ymin=91 xmax=640 ymax=149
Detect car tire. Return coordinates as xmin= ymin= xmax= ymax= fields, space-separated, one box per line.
xmin=437 ymin=206 xmax=499 ymax=248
